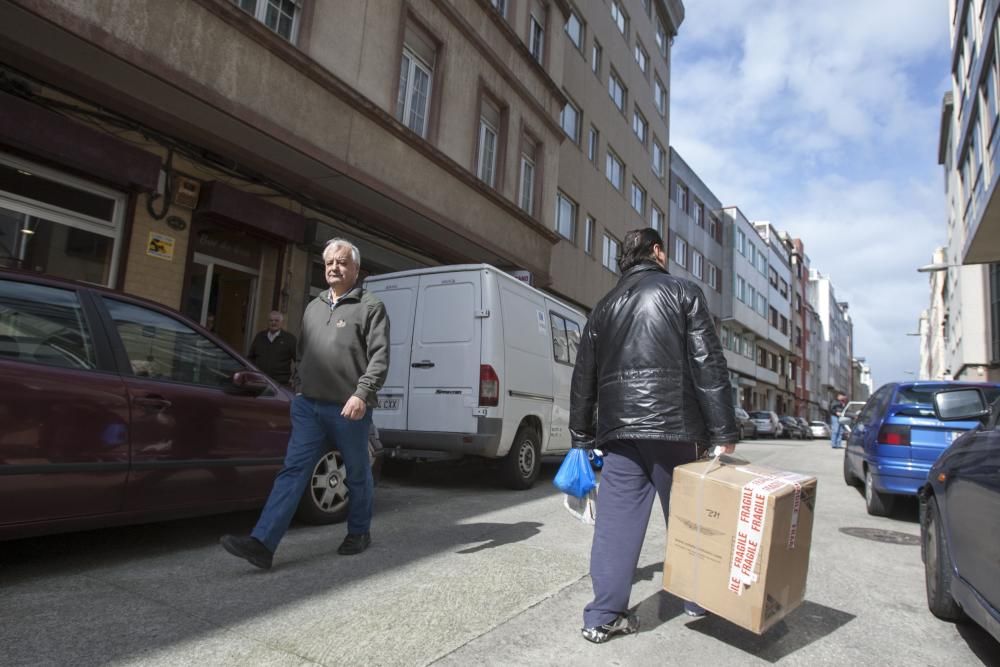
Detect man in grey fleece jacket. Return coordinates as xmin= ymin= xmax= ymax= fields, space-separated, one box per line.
xmin=221 ymin=238 xmax=389 ymax=568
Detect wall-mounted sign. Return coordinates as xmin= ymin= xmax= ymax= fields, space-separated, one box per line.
xmin=147 ymin=232 xmax=175 ymax=260
xmin=510 ymin=270 xmax=533 ymax=286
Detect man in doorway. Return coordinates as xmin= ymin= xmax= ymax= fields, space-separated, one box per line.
xmin=829 ymin=392 xmax=847 ymax=449
xmin=570 ymin=228 xmax=738 ymax=643
xmin=247 ymin=311 xmax=297 ymax=386
xmin=221 ymin=238 xmax=389 ymax=568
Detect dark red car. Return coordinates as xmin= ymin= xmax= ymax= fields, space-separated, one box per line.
xmin=0 ymin=269 xmax=376 ymax=540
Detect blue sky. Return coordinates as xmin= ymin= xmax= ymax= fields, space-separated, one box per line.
xmin=669 ymin=0 xmax=952 ymax=388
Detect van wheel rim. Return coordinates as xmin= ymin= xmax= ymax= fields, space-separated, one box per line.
xmin=518 ymin=440 xmax=536 ymax=477
xmin=311 ymin=452 xmax=349 ymax=513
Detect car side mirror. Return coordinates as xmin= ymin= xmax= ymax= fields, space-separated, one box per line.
xmin=228 ymin=370 xmax=271 ymax=396
xmin=933 ymin=388 xmax=990 ymax=422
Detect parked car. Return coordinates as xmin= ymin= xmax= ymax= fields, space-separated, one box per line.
xmin=809 ymin=420 xmax=831 ymax=439
xmin=365 ymin=265 xmax=585 ymax=489
xmin=749 ymin=410 xmax=782 ymax=438
xmin=842 ymin=381 xmax=1000 ymax=516
xmin=795 ymin=417 xmax=814 ymax=440
xmin=919 ymin=387 xmax=1000 ymax=644
xmin=735 ymin=407 xmax=758 ymax=440
xmin=0 ymin=269 xmax=380 ymax=541
xmin=779 ymin=415 xmax=805 ymax=439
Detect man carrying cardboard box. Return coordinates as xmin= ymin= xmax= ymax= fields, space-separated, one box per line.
xmin=569 ymin=228 xmax=738 ymax=644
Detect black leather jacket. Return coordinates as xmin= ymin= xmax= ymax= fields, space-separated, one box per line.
xmin=570 ymin=262 xmax=738 ymax=447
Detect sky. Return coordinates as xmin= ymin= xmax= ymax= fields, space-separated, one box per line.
xmin=669 ymin=0 xmax=952 ymax=388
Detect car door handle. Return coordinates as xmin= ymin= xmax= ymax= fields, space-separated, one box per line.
xmin=411 ymin=361 xmax=435 ymax=369
xmin=134 ymin=395 xmax=172 ymax=411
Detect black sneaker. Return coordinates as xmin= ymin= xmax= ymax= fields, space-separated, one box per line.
xmin=337 ymin=532 xmax=371 ymax=555
xmin=220 ymin=534 xmax=273 ymax=570
xmin=581 ymin=611 xmax=638 ymax=644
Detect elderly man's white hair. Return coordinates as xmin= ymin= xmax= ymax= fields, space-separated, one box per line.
xmin=323 ymin=238 xmax=361 ymax=266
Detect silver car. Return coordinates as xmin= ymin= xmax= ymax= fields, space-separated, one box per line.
xmin=809 ymin=420 xmax=831 ymax=438
xmin=749 ymin=410 xmax=782 ymax=438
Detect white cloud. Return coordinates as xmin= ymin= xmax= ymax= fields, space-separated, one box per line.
xmin=669 ymin=0 xmax=951 ymax=386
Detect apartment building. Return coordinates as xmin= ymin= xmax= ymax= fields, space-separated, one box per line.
xmin=784 ymin=235 xmax=815 ymax=418
xmin=668 ymin=147 xmax=725 ymax=319
xmin=551 ymin=0 xmax=684 ymax=307
xmin=0 ymin=0 xmax=582 ymax=353
xmin=918 ymin=247 xmax=951 ymax=380
xmin=808 ymin=269 xmax=852 ymax=411
xmin=753 ymin=222 xmax=793 ymax=414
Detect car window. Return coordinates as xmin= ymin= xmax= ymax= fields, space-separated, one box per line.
xmin=550 ymin=312 xmax=582 ymax=366
xmin=0 ymin=279 xmax=97 ymax=370
xmin=103 ymin=297 xmax=242 ymax=387
xmin=749 ymin=411 xmax=771 ymax=419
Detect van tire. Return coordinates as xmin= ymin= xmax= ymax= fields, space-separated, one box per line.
xmin=502 ymin=425 xmax=541 ymax=490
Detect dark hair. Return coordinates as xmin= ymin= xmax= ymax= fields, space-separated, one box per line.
xmin=618 ymin=228 xmax=663 ymax=273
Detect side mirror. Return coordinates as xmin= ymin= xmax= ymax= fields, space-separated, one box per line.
xmin=933 ymin=388 xmax=989 ymax=422
xmin=229 ymin=369 xmax=271 ymax=396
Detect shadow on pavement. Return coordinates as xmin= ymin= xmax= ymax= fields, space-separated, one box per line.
xmin=956 ymin=622 xmax=1000 ymax=666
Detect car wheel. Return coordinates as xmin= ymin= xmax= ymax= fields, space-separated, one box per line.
xmin=924 ymin=497 xmax=966 ymax=621
xmin=501 ymin=424 xmax=541 ymax=490
xmin=842 ymin=450 xmax=858 ymax=486
xmin=864 ymin=467 xmax=894 ymax=517
xmin=295 ymin=439 xmax=381 ymax=525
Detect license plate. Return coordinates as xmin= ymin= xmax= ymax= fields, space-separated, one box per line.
xmin=377 ymin=397 xmax=400 ymax=410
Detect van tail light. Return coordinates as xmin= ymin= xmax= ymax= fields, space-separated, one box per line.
xmin=479 ymin=364 xmax=499 ymax=407
xmin=877 ymin=424 xmax=911 ymax=446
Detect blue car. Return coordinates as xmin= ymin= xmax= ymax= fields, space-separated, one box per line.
xmin=919 ymin=387 xmax=1000 ymax=644
xmin=842 ymin=381 xmax=1000 ymax=516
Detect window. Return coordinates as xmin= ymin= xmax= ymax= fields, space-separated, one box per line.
xmin=490 ymin=0 xmax=507 ymax=17
xmin=605 ymin=150 xmax=624 ymax=190
xmin=985 ymin=61 xmax=999 ymax=138
xmin=652 ymin=139 xmax=665 ymax=177
xmin=651 ymin=204 xmax=664 ymax=235
xmin=708 ymin=215 xmax=719 ymax=241
xmin=555 ymin=191 xmax=577 ymax=241
xmin=631 ymin=180 xmax=645 ymax=215
xmin=747 ymin=242 xmax=756 ymax=266
xmin=632 ymin=108 xmax=648 ymax=144
xmin=707 ymin=263 xmax=719 ymax=290
xmin=693 ymin=201 xmax=703 ymax=227
xmin=770 ymin=306 xmax=779 ymax=327
xmin=105 ymin=298 xmax=242 ymax=386
xmin=560 ymin=98 xmax=581 ymax=143
xmin=779 ymin=278 xmax=789 ymax=298
xmin=565 ymin=11 xmax=583 ymax=49
xmin=757 ymin=292 xmax=768 ymax=317
xmin=655 ymin=18 xmax=667 ymax=56
xmin=519 ymin=152 xmax=536 ymax=214
xmin=692 ymin=250 xmax=704 ymax=280
xmin=611 ymin=1 xmax=628 ymax=37
xmin=757 ymin=251 xmax=768 ymax=275
xmin=588 ymin=126 xmax=600 ymax=163
xmin=550 ymin=312 xmax=582 ymax=365
xmin=602 ymin=234 xmax=620 ymax=273
xmin=747 ymin=284 xmax=756 ymax=308
xmin=529 ymin=13 xmax=545 ymax=63
xmin=609 ymin=69 xmax=626 ymax=111
xmin=634 ymin=41 xmax=648 ymax=75
xmin=591 ymin=40 xmax=602 ymax=75
xmin=234 ymin=0 xmax=301 ymax=42
xmin=654 ymin=77 xmax=666 ymax=116
xmin=769 ymin=267 xmax=779 ymax=288
xmin=780 ymin=315 xmax=789 ymax=336
xmin=675 ymin=182 xmax=688 ymax=211
xmin=397 ymin=41 xmax=435 ymax=138
xmin=476 ymin=100 xmax=501 ymax=187
xmin=737 ymin=229 xmax=746 ymax=255
xmin=584 ymin=216 xmax=595 ymax=255
xmin=674 ymin=235 xmax=687 ymax=268
xmin=0 ymin=279 xmax=97 ymax=370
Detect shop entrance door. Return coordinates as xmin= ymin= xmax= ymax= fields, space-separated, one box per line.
xmin=184 ymin=253 xmax=258 ymax=353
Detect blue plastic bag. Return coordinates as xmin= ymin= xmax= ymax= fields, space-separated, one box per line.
xmin=553 ymin=448 xmax=597 ymax=498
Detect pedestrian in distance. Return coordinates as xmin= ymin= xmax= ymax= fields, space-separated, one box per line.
xmin=829 ymin=392 xmax=847 ymax=449
xmin=247 ymin=310 xmax=297 ymax=386
xmin=221 ymin=238 xmax=389 ymax=569
xmin=569 ymin=228 xmax=738 ymax=644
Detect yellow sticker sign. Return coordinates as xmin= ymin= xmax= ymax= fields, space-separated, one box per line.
xmin=147 ymin=232 xmax=175 ymax=260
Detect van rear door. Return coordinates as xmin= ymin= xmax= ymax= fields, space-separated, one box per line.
xmin=365 ymin=275 xmax=419 ymax=432
xmin=407 ymin=271 xmax=482 ymax=433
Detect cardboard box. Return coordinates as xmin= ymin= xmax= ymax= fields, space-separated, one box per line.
xmin=663 ymin=458 xmax=817 ymax=634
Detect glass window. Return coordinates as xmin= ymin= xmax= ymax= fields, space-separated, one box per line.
xmin=655 ymin=18 xmax=667 ymax=56
xmin=549 ymin=313 xmax=581 ymax=365
xmin=490 ymin=0 xmax=507 ymax=16
xmin=565 ymin=12 xmax=583 ymax=49
xmin=634 ymin=41 xmax=648 ymax=74
xmin=397 ymin=47 xmax=434 ymax=138
xmin=104 ymin=298 xmax=242 ymax=387
xmin=561 ymin=99 xmax=581 ymax=143
xmin=632 ymin=108 xmax=648 ymax=144
xmin=591 ymin=40 xmax=602 ymax=75
xmin=736 ymin=275 xmax=745 ymax=302
xmin=477 ymin=101 xmax=501 ymax=187
xmin=675 ymin=183 xmax=687 ymax=211
xmin=692 ymin=250 xmax=704 ymax=280
xmin=708 ymin=263 xmax=719 ymax=290
xmin=588 ymin=126 xmax=600 ymax=163
xmin=674 ymin=235 xmax=687 ymax=268
xmin=519 ymin=153 xmax=536 ymax=214
xmin=584 ymin=216 xmax=595 ymax=255
xmin=602 ymin=234 xmax=620 ymax=273
xmin=654 ymin=77 xmax=666 ymax=116
xmin=737 ymin=229 xmax=746 ymax=255
xmin=605 ymin=150 xmax=624 ymax=190
xmin=0 ymin=279 xmax=96 ymax=369
xmin=611 ymin=1 xmax=628 ymax=36
xmin=609 ymin=70 xmax=626 ymax=111
xmin=652 ymin=140 xmax=665 ymax=177
xmin=555 ymin=192 xmax=576 ymax=241
xmin=529 ymin=14 xmax=545 ymax=63
xmin=651 ymin=204 xmax=664 ymax=234
xmin=631 ymin=181 xmax=645 ymax=215
xmin=234 ymin=0 xmax=301 ymax=42
xmin=693 ymin=201 xmax=703 ymax=227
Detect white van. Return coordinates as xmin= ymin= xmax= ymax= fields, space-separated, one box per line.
xmin=363 ymin=265 xmax=587 ymax=489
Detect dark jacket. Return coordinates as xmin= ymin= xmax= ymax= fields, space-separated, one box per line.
xmin=247 ymin=329 xmax=297 ymax=384
xmin=829 ymin=399 xmax=845 ymax=417
xmin=293 ymin=285 xmax=389 ymax=406
xmin=569 ymin=262 xmax=738 ymax=447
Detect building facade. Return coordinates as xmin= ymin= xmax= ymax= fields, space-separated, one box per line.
xmin=808 ymin=269 xmax=852 ymax=413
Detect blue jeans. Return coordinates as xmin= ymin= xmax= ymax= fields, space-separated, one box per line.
xmin=252 ymin=395 xmax=373 ymax=552
xmin=830 ymin=416 xmax=842 ymax=448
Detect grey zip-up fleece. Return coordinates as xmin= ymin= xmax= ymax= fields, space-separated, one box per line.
xmin=293 ymin=285 xmax=389 ymax=406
